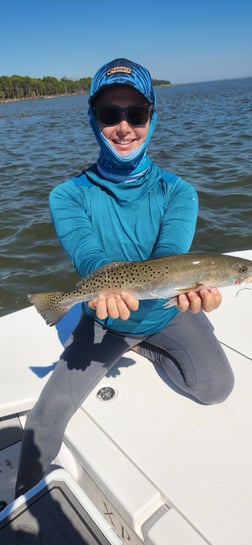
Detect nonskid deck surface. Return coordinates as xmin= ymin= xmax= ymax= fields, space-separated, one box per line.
xmin=0 ymin=250 xmax=251 ymax=544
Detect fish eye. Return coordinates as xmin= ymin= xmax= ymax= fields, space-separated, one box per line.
xmin=239 ymin=265 xmax=248 ymax=274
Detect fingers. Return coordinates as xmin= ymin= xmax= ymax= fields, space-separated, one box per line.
xmin=200 ymin=288 xmax=222 ymax=312
xmin=88 ymin=295 xmax=108 ymax=319
xmin=177 ymin=292 xmax=200 ymax=313
xmin=120 ymin=292 xmax=139 ymax=311
xmin=107 ymin=295 xmax=130 ymax=320
xmin=177 ymin=288 xmax=222 ymax=313
xmin=88 ymin=293 xmax=139 ymax=321
xmin=88 ymin=288 xmax=222 ymax=319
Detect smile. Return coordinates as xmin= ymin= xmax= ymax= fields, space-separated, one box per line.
xmin=114 ymin=139 xmax=135 ymax=146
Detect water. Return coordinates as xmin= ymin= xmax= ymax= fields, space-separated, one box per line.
xmin=1 ymin=78 xmax=252 ymax=316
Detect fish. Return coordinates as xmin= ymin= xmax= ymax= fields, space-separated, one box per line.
xmin=28 ymin=253 xmax=252 ymax=326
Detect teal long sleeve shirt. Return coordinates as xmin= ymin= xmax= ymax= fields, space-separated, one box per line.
xmin=49 ymin=162 xmax=198 ymax=336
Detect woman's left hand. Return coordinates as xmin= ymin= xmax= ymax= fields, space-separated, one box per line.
xmin=88 ymin=292 xmax=139 ymax=321
xmin=177 ymin=287 xmax=222 ymax=313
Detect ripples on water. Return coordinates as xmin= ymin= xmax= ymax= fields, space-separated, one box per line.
xmin=0 ymin=78 xmax=252 ymax=315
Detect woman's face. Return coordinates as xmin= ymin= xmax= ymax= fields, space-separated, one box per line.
xmin=93 ymin=85 xmax=151 ymax=155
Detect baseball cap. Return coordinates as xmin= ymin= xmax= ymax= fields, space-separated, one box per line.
xmin=89 ymin=58 xmax=155 ymax=105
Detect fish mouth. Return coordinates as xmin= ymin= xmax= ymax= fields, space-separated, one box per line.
xmin=234 ymin=275 xmax=252 ymax=285
xmin=234 ymin=277 xmax=244 ymax=285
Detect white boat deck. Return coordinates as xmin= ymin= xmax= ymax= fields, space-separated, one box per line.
xmin=0 ymin=250 xmax=252 ymax=544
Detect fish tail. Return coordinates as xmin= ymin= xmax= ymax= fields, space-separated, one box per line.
xmin=28 ymin=292 xmax=70 ymax=326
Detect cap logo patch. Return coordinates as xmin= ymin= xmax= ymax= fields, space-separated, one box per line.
xmin=107 ymin=66 xmax=132 ymax=76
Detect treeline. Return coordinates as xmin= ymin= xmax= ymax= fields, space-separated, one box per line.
xmin=0 ymin=75 xmax=92 ymax=101
xmin=0 ymin=75 xmax=171 ymax=102
xmin=153 ymin=79 xmax=171 ymax=87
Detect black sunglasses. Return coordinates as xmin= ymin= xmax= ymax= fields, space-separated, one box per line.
xmin=93 ymin=105 xmax=154 ymax=127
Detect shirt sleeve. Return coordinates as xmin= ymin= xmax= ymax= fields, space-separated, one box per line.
xmin=49 ymin=179 xmax=110 ymax=277
xmin=152 ymin=175 xmax=198 ymax=257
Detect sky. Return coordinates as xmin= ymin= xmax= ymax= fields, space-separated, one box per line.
xmin=1 ymin=0 xmax=251 ymax=84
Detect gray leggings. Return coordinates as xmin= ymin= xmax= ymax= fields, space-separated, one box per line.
xmin=15 ymin=311 xmax=234 ymax=496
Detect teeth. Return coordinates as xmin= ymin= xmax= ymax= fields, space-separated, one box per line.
xmin=116 ymin=140 xmax=131 ymax=145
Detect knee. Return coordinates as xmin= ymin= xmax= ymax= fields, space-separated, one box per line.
xmin=193 ymin=367 xmax=235 ymax=405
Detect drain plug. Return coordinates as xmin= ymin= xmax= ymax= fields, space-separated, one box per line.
xmin=96 ymin=386 xmax=116 ymax=401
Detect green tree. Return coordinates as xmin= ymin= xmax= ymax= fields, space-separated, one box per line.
xmin=0 ymin=74 xmax=171 ymax=102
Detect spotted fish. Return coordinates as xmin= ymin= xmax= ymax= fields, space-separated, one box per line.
xmin=28 ymin=253 xmax=252 ymax=326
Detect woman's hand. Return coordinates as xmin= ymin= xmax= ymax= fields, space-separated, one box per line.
xmin=177 ymin=287 xmax=222 ymax=313
xmin=88 ymin=292 xmax=139 ymax=320
xmin=88 ymin=287 xmax=222 ymax=319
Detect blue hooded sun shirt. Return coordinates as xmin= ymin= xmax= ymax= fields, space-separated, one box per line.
xmin=49 ymin=58 xmax=198 ymax=336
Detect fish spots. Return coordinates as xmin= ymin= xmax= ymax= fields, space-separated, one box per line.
xmin=28 ymin=253 xmax=252 ymax=325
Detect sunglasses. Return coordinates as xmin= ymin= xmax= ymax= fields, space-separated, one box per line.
xmin=93 ymin=105 xmax=154 ymax=127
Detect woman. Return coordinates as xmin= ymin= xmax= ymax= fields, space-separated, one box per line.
xmin=15 ymin=58 xmax=234 ymax=497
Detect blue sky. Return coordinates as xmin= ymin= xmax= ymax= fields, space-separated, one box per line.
xmin=1 ymin=0 xmax=251 ymax=83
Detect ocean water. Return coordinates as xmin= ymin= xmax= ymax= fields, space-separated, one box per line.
xmin=0 ymin=78 xmax=252 ymax=316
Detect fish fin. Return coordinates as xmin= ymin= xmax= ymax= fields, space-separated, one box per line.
xmin=174 ymin=283 xmax=206 ymax=294
xmin=164 ymin=283 xmax=208 ymax=307
xmin=98 ymin=261 xmax=124 ymax=269
xmin=163 ymin=297 xmax=178 ymax=308
xmin=28 ymin=293 xmax=69 ymax=326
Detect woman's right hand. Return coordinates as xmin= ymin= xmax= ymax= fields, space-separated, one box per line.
xmin=88 ymin=292 xmax=139 ymax=320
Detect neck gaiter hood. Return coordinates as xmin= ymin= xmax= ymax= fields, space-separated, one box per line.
xmin=88 ymin=58 xmax=157 ymax=182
